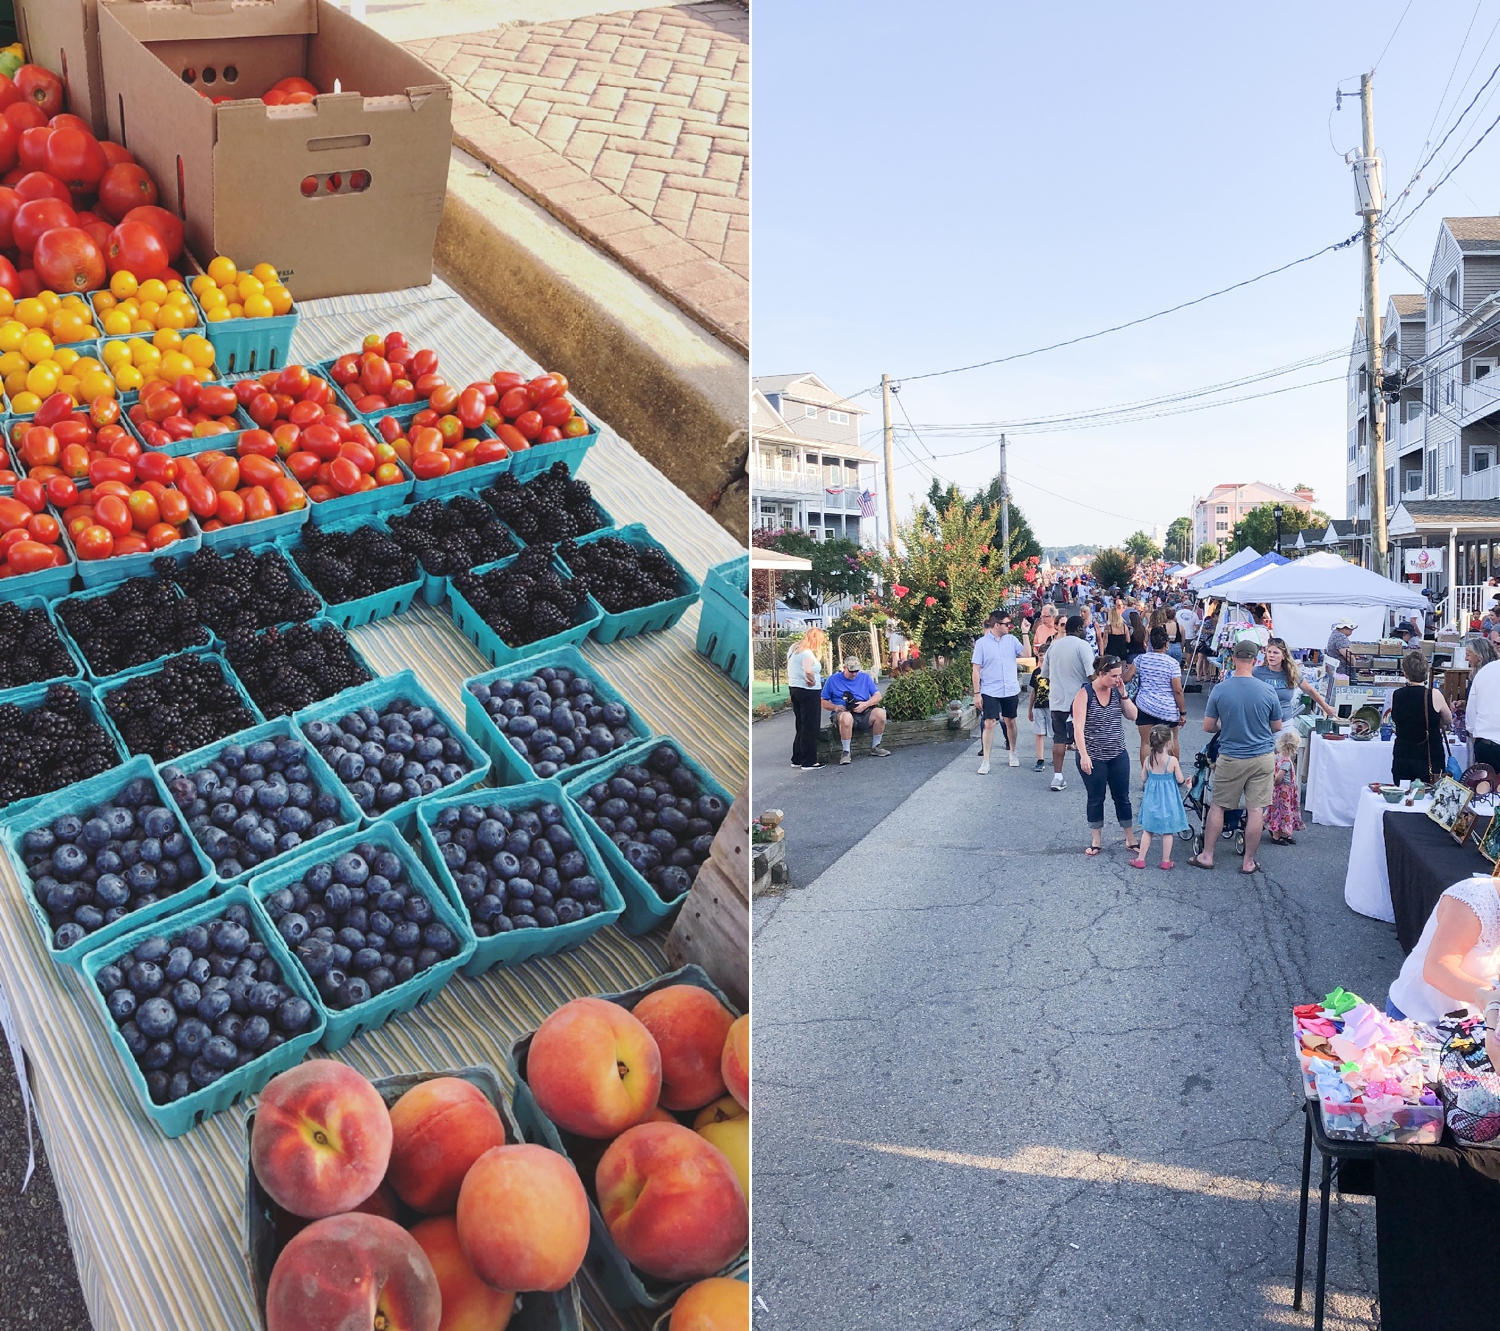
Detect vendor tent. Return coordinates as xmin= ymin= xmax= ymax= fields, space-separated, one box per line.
xmin=1198 ymin=550 xmax=1288 ymax=591
xmin=1209 ymin=551 xmax=1427 ymax=650
xmin=1187 ymin=547 xmax=1261 ymax=591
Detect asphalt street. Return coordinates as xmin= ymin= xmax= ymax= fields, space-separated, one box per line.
xmin=751 ymin=684 xmax=1402 ymax=1330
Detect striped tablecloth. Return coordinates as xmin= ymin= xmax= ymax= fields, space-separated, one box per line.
xmin=0 ymin=280 xmax=746 ymax=1331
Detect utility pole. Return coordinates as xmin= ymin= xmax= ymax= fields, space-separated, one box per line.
xmin=881 ymin=374 xmax=897 ymax=549
xmin=999 ymin=433 xmax=1010 ymax=567
xmin=1357 ymin=72 xmax=1388 ymax=573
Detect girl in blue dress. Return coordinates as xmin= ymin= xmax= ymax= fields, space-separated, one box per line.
xmin=1133 ymin=724 xmax=1189 ymax=869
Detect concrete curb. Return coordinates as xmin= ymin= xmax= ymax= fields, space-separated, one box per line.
xmin=435 ymin=149 xmax=748 ymax=540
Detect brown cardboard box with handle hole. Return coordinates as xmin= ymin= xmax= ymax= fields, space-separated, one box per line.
xmin=96 ymin=0 xmax=451 ymax=300
xmin=16 ymin=0 xmax=109 ymax=137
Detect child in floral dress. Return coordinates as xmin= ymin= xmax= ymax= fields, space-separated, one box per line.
xmin=1267 ymin=730 xmax=1304 ymax=844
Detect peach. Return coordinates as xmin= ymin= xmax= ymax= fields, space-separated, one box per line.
xmin=693 ymin=1096 xmax=746 ymax=1129
xmin=271 ymin=1181 xmax=399 ymax=1248
xmin=410 ymin=1215 xmax=516 ymax=1331
xmin=456 ymin=1144 xmax=589 ymax=1292
xmin=633 ymin=986 xmax=735 ymax=1111
xmin=388 ymin=1077 xmax=507 ymax=1214
xmin=670 ymin=1277 xmax=750 ymax=1331
xmin=527 ymin=996 xmax=662 ymax=1138
xmin=252 ymin=1061 xmax=393 ymax=1219
xmin=596 ymin=1122 xmax=748 ymax=1281
xmin=266 ymin=1212 xmax=440 ymax=1331
xmin=721 ymin=1015 xmax=748 ymax=1110
xmin=696 ymin=1116 xmax=748 ymax=1198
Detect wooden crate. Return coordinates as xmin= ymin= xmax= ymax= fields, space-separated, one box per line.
xmin=665 ymin=786 xmax=748 ymax=1010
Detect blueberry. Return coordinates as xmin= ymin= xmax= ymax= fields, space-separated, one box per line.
xmin=214 ymin=921 xmax=250 ymax=955
xmin=240 ymin=1015 xmax=271 ymax=1050
xmin=137 ymin=997 xmax=177 ymax=1039
xmin=247 ymin=981 xmax=282 ymax=1015
xmin=107 ymin=988 xmax=138 ymax=1021
xmin=174 ymin=1018 xmax=210 ymax=1058
xmin=196 ymin=987 xmax=231 ymax=1023
xmin=277 ymin=997 xmax=314 ymax=1033
xmin=216 ymin=1012 xmax=245 ymax=1043
xmin=52 ymin=843 xmax=87 ymax=877
xmin=278 ymin=913 xmax=310 ymax=945
xmin=141 ymin=1040 xmax=174 ymax=1071
xmin=23 ymin=826 xmax=55 ymax=855
xmin=202 ymin=1036 xmax=238 ymax=1070
xmin=171 ymin=980 xmax=201 ymax=1013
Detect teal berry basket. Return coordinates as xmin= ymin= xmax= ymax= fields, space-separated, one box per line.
xmin=0 ymin=593 xmax=88 ymax=691
xmin=562 ymin=736 xmax=732 ymax=936
xmin=569 ymin=525 xmax=700 ymax=644
xmin=158 ymin=716 xmax=365 ymax=892
xmin=695 ymin=553 xmax=749 ymax=688
xmin=202 ymin=307 xmax=299 ymax=376
xmin=96 ymin=651 xmax=265 ymax=761
xmin=305 ymin=457 xmax=415 ymax=528
xmin=448 ymin=551 xmax=602 ymax=669
xmin=1 ymin=754 xmax=217 ymax=969
xmin=461 ymin=643 xmax=654 ymax=788
xmin=142 ymin=405 xmax=257 ymax=457
xmin=70 ymin=492 xmax=202 ymax=590
xmin=87 ymin=290 xmax=203 ymax=339
xmin=0 ymin=538 xmax=76 ymax=598
xmin=157 ymin=440 xmax=309 ymax=555
xmin=231 ymin=618 xmax=378 ymax=722
xmin=382 ymin=495 xmax=524 ymax=609
xmin=0 ymin=680 xmax=127 ymax=827
xmin=278 ymin=514 xmax=422 ymax=630
xmin=413 ymin=780 xmax=625 ymax=978
xmin=292 ymin=669 xmax=491 ymax=835
xmin=507 ymin=418 xmax=598 ymax=483
xmin=410 ymin=426 xmax=509 ymax=503
xmin=53 ymin=579 xmax=216 ymax=684
xmin=505 ymin=964 xmax=746 ymax=1310
xmin=78 ymin=885 xmax=326 ymax=1138
xmin=244 ymin=820 xmax=475 ymax=1052
xmin=244 ymin=1064 xmax=587 ymax=1331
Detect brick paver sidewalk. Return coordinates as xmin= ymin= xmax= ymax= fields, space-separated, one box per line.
xmin=407 ymin=2 xmax=748 ymax=354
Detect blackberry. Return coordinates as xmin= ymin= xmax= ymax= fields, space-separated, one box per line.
xmin=161 ymin=550 xmax=317 ymax=634
xmin=291 ymin=525 xmax=418 ymax=605
xmin=225 ymin=623 xmax=372 ymax=719
xmin=103 ymin=654 xmax=255 ymax=762
xmin=0 ymin=600 xmax=76 ymax=688
xmin=480 ymin=461 xmax=603 ymax=546
xmin=0 ymin=683 xmax=118 ymax=802
xmin=455 ymin=556 xmax=587 ymax=648
xmin=56 ymin=578 xmax=211 ymax=677
xmin=386 ymin=495 xmax=516 ymax=582
xmin=559 ymin=535 xmax=680 ymax=614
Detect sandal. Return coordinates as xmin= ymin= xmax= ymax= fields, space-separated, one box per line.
xmin=1240 ymin=861 xmax=1260 ymax=875
xmin=1160 ymin=861 xmax=1176 ymax=870
xmin=1187 ymin=854 xmax=1214 ymax=870
xmin=1085 ymin=845 xmax=1101 ymax=856
xmin=1129 ymin=858 xmax=1147 ymax=869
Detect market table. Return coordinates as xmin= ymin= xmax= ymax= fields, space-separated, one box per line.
xmin=0 ymin=280 xmax=747 ymax=1331
xmin=1382 ymin=811 xmax=1491 ymax=953
xmin=1343 ymin=788 xmax=1430 ymax=923
xmin=1305 ymin=734 xmax=1394 ymax=826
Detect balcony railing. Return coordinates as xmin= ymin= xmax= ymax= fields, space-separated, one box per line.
xmin=1460 ymin=374 xmax=1500 ymax=427
xmin=754 ymin=470 xmax=867 ymax=509
xmin=1461 ymin=465 xmax=1500 ymax=501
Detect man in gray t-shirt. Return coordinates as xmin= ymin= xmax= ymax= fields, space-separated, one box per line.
xmin=1190 ymin=639 xmax=1283 ymax=874
xmin=1040 ymin=615 xmax=1095 ymax=791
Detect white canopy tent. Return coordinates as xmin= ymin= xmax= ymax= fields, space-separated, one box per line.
xmin=1208 ymin=551 xmax=1427 ymax=650
xmin=1186 ymin=546 xmax=1261 ymax=591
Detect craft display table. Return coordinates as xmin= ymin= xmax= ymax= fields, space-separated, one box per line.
xmin=1382 ymin=811 xmax=1492 ymax=953
xmin=0 ymin=280 xmax=747 ymax=1331
xmin=1343 ymin=789 xmax=1428 ymax=923
xmin=1305 ymin=734 xmax=1394 ymax=827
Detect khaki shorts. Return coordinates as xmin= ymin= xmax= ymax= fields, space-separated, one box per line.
xmin=1211 ymin=751 xmax=1275 ymax=810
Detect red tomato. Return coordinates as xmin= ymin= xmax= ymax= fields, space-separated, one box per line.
xmin=25 ymin=512 xmax=58 ymax=544
xmin=560 ymin=415 xmax=590 ymax=438
xmin=498 ymin=387 xmax=528 ymax=419
xmin=122 ymin=205 xmax=183 ymax=263
xmin=113 ymin=533 xmax=149 ymax=556
xmin=387 ymin=379 xmax=415 ymax=407
xmin=436 ymin=415 xmax=465 ymax=446
xmin=537 ymin=396 xmax=573 ymax=429
xmin=0 ymin=496 xmax=30 ymax=530
xmin=197 ymin=384 xmax=237 ymax=417
xmin=490 ymin=370 xmax=525 ymax=394
xmin=374 ymin=462 xmax=406 ymax=486
xmin=268 ymin=476 xmax=307 ymax=512
xmin=134 ymin=453 xmax=177 ymax=485
xmin=330 ymin=354 xmax=360 ymax=385
xmin=11 ymin=477 xmax=44 ymax=512
xmin=214 ymin=489 xmax=245 ymax=525
xmin=126 ymin=489 xmax=160 ymax=531
xmin=512 ymin=410 xmax=543 ymax=441
xmin=6 ymin=538 xmax=54 ymax=573
xmin=288 ymin=400 xmax=324 ymax=429
xmin=286 ymin=450 xmax=321 ymax=483
xmin=99 ymin=141 xmax=135 ymax=169
xmin=414 ymin=373 xmax=446 ymax=399
xmin=93 ymin=493 xmax=132 ymax=538
xmin=143 ymin=389 xmax=181 ymax=423
xmin=429 ymin=384 xmax=460 ymax=416
xmin=236 ymin=429 xmax=278 ymax=459
xmin=157 ymin=489 xmax=190 ymax=527
xmin=16 ymin=66 xmax=64 ymax=119
xmin=44 ymin=127 xmax=106 ymax=196
xmin=11 ymin=195 xmax=74 ymax=252
xmin=44 ymin=475 xmax=77 ymax=508
xmin=246 ymin=392 xmax=278 ymax=428
xmin=537 ymin=425 xmax=563 ymax=444
xmin=0 ymin=116 xmax=16 ymax=177
xmin=16 ymin=125 xmax=50 ymax=174
xmin=328 ymin=456 xmax=362 ymax=495
xmin=95 ymin=162 xmax=158 ymax=223
xmin=300 ymin=423 xmax=340 ymax=461
xmin=105 ymin=219 xmax=169 ymax=280
xmin=206 ymin=457 xmax=241 ymax=492
xmin=20 ymin=425 xmax=58 ymax=468
xmin=33 ymin=226 xmax=106 ymax=293
xmin=303 ymin=378 xmax=332 ymax=408
xmin=456 ymin=386 xmax=488 ymax=431
xmin=241 ymin=486 xmax=275 ymax=522
xmin=359 ymin=355 xmax=393 ymax=397
xmin=3 ymin=103 xmax=48 ymax=135
xmin=411 ymin=451 xmax=450 ymax=480
xmin=338 ymin=441 xmax=375 ymax=473
xmin=495 ymin=424 xmax=530 ymax=454
xmin=145 ymin=522 xmax=181 ymax=550
xmin=473 ymin=438 xmax=509 ymax=465
xmin=276 ymin=365 xmax=311 ymax=398
xmin=176 ymin=473 xmax=216 ymax=519
xmin=238 ymin=454 xmax=282 ymax=489
xmin=526 ymin=374 xmax=563 ymax=406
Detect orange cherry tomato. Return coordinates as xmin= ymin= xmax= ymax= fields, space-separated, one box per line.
xmin=241 ymin=485 xmax=275 ymax=523
xmin=373 ymin=462 xmax=405 ymax=486
xmin=145 ymin=522 xmax=181 ymax=550
xmin=213 ymin=488 xmax=245 ymax=525
xmin=238 ymin=454 xmax=282 ymax=488
xmin=24 ymin=513 xmax=58 ymax=544
xmin=156 ymin=488 xmax=190 ymax=527
xmin=206 ymin=457 xmax=241 ymax=493
xmin=90 ymin=396 xmax=120 ymax=428
xmin=74 ymin=524 xmax=114 ymax=560
xmin=126 ymin=489 xmax=160 ymax=531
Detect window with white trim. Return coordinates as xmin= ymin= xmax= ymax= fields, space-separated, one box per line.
xmin=829 ymin=410 xmax=849 ymax=425
xmin=804 ymin=405 xmax=817 ymax=418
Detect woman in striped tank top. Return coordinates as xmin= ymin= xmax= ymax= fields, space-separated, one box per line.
xmin=1070 ymin=654 xmax=1141 ymax=856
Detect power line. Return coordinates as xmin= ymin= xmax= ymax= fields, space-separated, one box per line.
xmin=844 ymin=233 xmax=1362 ymax=398
xmin=1373 ymin=0 xmax=1415 ymax=72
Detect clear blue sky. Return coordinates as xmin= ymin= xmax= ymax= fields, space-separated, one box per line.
xmin=752 ymin=0 xmax=1500 ymax=548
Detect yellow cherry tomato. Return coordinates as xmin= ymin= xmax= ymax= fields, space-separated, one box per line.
xmin=25 ymin=362 xmax=58 ymax=396
xmin=102 ymin=309 xmax=132 ymax=336
xmin=110 ymin=271 xmax=139 ymax=299
xmin=207 ymin=256 xmax=237 ymax=286
xmin=9 ymin=389 xmax=39 ymax=414
xmin=53 ymin=347 xmax=79 ymax=372
xmin=19 ymin=330 xmax=53 ymax=364
xmin=242 ymin=293 xmax=274 ymax=319
xmin=35 ymin=291 xmax=60 ymax=314
xmin=252 ymin=263 xmax=279 ymax=286
xmin=80 ymin=369 xmax=115 ymax=400
xmin=137 ymin=278 xmax=168 ymax=305
xmin=0 ymin=351 xmax=23 ymax=378
xmin=111 ymin=362 xmax=143 ymax=391
xmin=0 ymin=289 xmax=15 ymax=319
xmin=13 ymin=298 xmax=46 ymax=329
xmin=266 ymin=284 xmax=294 ymax=316
xmin=184 ymin=335 xmax=215 ymax=369
xmin=206 ymin=305 xmax=232 ymax=323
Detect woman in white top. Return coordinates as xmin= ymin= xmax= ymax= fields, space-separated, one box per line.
xmin=787 ymin=627 xmax=827 ymax=770
xmin=1464 ymin=634 xmax=1500 ymax=771
xmin=1386 ymin=874 xmax=1500 ymax=1028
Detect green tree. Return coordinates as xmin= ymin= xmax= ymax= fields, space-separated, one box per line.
xmin=766 ymin=529 xmax=870 ymax=610
xmin=1091 ymin=548 xmax=1134 ymax=588
xmin=1123 ymin=530 xmax=1161 ymax=562
xmin=1230 ymin=503 xmax=1321 ymax=555
xmin=1165 ymin=516 xmax=1193 ymax=562
xmin=1195 ymin=543 xmax=1219 ymax=567
xmin=975 ymin=478 xmax=1044 ymax=565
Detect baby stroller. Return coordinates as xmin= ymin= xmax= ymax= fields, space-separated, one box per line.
xmin=1182 ymin=746 xmax=1246 ymax=859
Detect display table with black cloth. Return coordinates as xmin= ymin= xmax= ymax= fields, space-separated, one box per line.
xmin=1382 ymin=810 xmax=1491 ymax=953
xmin=1343 ymin=789 xmax=1429 ymax=923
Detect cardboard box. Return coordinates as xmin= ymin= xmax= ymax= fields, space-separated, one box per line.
xmin=97 ymin=0 xmax=451 ymax=300
xmin=16 ymin=0 xmax=108 ymax=136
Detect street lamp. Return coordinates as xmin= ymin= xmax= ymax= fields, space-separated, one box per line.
xmin=1273 ymin=504 xmax=1284 ymax=557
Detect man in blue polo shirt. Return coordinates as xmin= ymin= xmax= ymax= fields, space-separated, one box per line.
xmin=821 ymin=656 xmax=889 ymax=765
xmin=972 ymin=610 xmax=1028 ymax=773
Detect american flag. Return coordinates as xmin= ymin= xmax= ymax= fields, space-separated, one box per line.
xmin=858 ymin=489 xmax=876 ymax=517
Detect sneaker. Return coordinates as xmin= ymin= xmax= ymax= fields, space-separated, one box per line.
xmin=1050 ymin=774 xmax=1066 ymax=791
xmin=1008 ymin=752 xmax=1020 ymax=767
xmin=839 ymin=752 xmax=851 ymax=765
xmin=870 ymin=745 xmax=891 ymax=757
xmin=1033 ymin=759 xmax=1046 ymax=772
xmin=978 ymin=757 xmax=991 ymax=775
xmin=802 ymin=762 xmax=824 ymax=770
